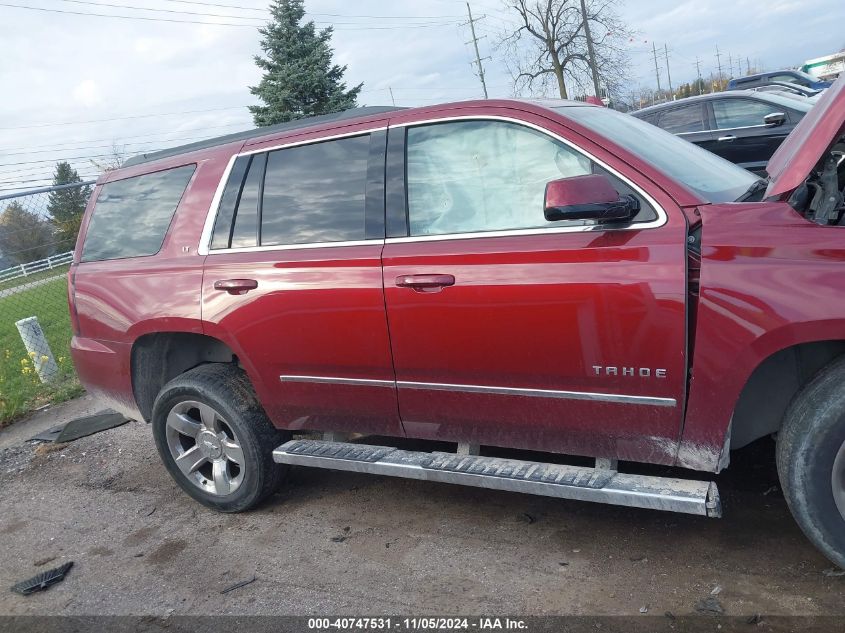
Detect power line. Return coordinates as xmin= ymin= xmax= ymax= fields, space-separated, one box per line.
xmin=0 ymin=104 xmax=251 ymax=131
xmin=163 ymin=0 xmax=463 ymax=19
xmin=0 ymin=3 xmax=461 ymax=29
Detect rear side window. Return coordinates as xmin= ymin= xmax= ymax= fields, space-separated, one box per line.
xmin=261 ymin=135 xmax=369 ymax=246
xmin=657 ymin=104 xmax=706 ymax=134
xmin=82 ymin=165 xmax=195 ymax=262
xmin=209 ymin=134 xmax=370 ymax=249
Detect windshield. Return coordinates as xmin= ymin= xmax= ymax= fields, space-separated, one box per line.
xmin=558 ymin=106 xmax=760 ymax=203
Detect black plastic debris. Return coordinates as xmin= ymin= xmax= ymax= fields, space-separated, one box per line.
xmin=30 ymin=411 xmax=128 ymax=444
xmin=11 ymin=562 xmax=73 ymax=595
xmin=220 ymin=575 xmax=256 ymax=594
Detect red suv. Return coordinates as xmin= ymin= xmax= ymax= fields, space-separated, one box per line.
xmin=70 ymin=78 xmax=845 ymax=568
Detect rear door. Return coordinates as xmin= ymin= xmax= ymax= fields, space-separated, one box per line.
xmin=201 ymin=126 xmax=402 ymax=437
xmin=380 ymin=112 xmax=689 ymax=465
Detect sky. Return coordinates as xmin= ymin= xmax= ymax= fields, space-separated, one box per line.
xmin=1 ymin=0 xmax=843 ymax=195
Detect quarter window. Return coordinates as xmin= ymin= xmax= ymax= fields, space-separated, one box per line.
xmin=405 ymin=120 xmax=654 ymax=237
xmin=712 ymin=99 xmax=775 ymax=129
xmin=82 ymin=165 xmax=195 ymax=262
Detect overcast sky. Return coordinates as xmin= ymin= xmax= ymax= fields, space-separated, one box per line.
xmin=1 ymin=0 xmax=843 ymax=195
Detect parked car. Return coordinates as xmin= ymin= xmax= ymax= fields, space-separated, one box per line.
xmin=70 ymin=77 xmax=845 ymax=569
xmin=728 ymin=69 xmax=832 ymax=91
xmin=750 ymin=81 xmax=823 ymax=99
xmin=632 ymin=90 xmax=813 ymax=174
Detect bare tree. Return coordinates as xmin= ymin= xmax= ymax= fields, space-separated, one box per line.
xmin=89 ymin=141 xmax=127 ymax=173
xmin=498 ymin=0 xmax=633 ymax=100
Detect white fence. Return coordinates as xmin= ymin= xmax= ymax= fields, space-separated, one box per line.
xmin=0 ymin=250 xmax=74 ymax=284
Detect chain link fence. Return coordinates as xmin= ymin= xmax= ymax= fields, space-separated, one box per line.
xmin=0 ymin=181 xmax=95 ymax=424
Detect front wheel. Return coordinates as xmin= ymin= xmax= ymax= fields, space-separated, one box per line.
xmin=152 ymin=363 xmax=289 ymax=513
xmin=777 ymin=356 xmax=845 ymax=569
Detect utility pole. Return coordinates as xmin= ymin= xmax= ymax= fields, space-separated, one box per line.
xmin=388 ymin=86 xmax=396 ymax=107
xmin=579 ymin=0 xmax=602 ymax=99
xmin=652 ymin=42 xmax=662 ymax=96
xmin=664 ymin=43 xmax=673 ymax=98
xmin=715 ymin=44 xmax=723 ymax=87
xmin=746 ymin=56 xmax=751 ymax=75
xmin=464 ymin=3 xmax=489 ymax=99
xmin=694 ymin=56 xmax=703 ymax=94
xmin=727 ymin=53 xmax=734 ymax=78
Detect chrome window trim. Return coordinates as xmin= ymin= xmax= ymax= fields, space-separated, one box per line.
xmin=388 ymin=114 xmax=668 ymax=243
xmin=198 ymin=126 xmax=388 ymax=256
xmin=279 ymin=375 xmax=676 ymax=407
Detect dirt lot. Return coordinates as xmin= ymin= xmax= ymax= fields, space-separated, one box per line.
xmin=0 ymin=395 xmax=844 ymax=618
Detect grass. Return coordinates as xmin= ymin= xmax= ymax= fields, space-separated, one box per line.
xmin=0 ymin=277 xmax=82 ymax=426
xmin=0 ymin=263 xmax=70 ymax=293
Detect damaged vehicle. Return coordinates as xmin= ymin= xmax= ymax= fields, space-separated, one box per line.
xmin=69 ymin=75 xmax=845 ymax=568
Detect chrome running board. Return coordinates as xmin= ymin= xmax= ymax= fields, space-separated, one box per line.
xmin=273 ymin=440 xmax=721 ymax=518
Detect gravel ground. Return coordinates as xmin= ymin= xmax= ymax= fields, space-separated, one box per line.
xmin=0 ymin=397 xmax=844 ymax=618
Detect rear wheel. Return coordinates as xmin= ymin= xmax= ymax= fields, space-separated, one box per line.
xmin=777 ymin=356 xmax=845 ymax=569
xmin=152 ymin=363 xmax=289 ymax=512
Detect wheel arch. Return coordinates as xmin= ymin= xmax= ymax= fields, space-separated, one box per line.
xmin=130 ymin=332 xmax=240 ymax=422
xmin=730 ymin=339 xmax=845 ymax=450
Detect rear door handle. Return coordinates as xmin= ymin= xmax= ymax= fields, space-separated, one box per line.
xmin=214 ymin=279 xmax=258 ymax=295
xmin=395 ymin=274 xmax=455 ymax=292
xmin=717 ymin=135 xmax=736 ymax=142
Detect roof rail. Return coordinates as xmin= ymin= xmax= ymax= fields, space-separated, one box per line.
xmin=123 ymin=106 xmax=405 ymax=168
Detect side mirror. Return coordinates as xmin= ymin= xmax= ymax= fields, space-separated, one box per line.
xmin=544 ymin=174 xmax=639 ymax=223
xmin=763 ymin=112 xmax=786 ymax=127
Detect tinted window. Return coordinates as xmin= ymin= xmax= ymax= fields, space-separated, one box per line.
xmin=657 ymin=105 xmax=705 ymax=134
xmin=636 ymin=112 xmax=660 ymax=125
xmin=211 ymin=156 xmax=249 ymax=250
xmin=405 ymin=120 xmax=654 ymax=236
xmin=230 ymin=154 xmax=265 ymax=249
xmin=82 ymin=165 xmax=195 ymax=262
xmin=261 ymin=135 xmax=369 ymax=246
xmin=713 ymin=99 xmax=776 ymax=129
xmin=770 ymin=73 xmax=810 ymax=86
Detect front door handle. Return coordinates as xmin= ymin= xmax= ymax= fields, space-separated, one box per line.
xmin=717 ymin=135 xmax=736 ymax=142
xmin=214 ymin=279 xmax=258 ymax=295
xmin=395 ymin=274 xmax=455 ymax=292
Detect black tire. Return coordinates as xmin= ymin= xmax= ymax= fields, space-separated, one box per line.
xmin=151 ymin=363 xmax=290 ymax=512
xmin=777 ymin=356 xmax=845 ymax=569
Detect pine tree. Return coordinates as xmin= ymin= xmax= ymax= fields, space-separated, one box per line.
xmin=47 ymin=162 xmax=92 ymax=248
xmin=249 ymin=0 xmax=362 ymax=126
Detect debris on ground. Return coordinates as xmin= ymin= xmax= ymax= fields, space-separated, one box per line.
xmin=710 ymin=585 xmax=723 ymax=595
xmin=34 ymin=443 xmax=68 ymax=457
xmin=331 ymin=526 xmax=351 ymax=543
xmin=30 ymin=411 xmax=127 ymax=444
xmin=822 ymin=568 xmax=845 ymax=577
xmin=10 ymin=562 xmax=73 ymax=595
xmin=520 ymin=512 xmax=536 ymax=524
xmin=639 ymin=605 xmax=649 ymax=614
xmin=763 ymin=486 xmax=779 ymax=496
xmin=33 ymin=556 xmax=57 ymax=567
xmin=220 ymin=575 xmax=256 ymax=594
xmin=695 ymin=595 xmax=725 ymax=615
xmin=747 ymin=614 xmax=763 ymax=625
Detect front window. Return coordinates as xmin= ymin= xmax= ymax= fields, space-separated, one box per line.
xmin=560 ymin=106 xmax=759 ymax=203
xmin=405 ymin=120 xmax=656 ymax=237
xmin=713 ymin=99 xmax=777 ymax=129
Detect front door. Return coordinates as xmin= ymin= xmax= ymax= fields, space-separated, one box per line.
xmin=701 ymin=98 xmax=790 ymax=173
xmin=381 ymin=117 xmax=688 ymax=465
